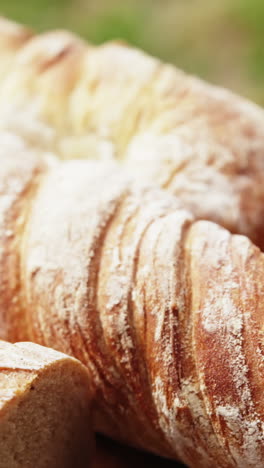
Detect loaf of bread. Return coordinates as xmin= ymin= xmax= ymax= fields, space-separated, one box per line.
xmin=0 ymin=17 xmax=263 ymax=246
xmin=0 ymin=138 xmax=264 ymax=467
xmin=0 ymin=340 xmax=93 ymax=468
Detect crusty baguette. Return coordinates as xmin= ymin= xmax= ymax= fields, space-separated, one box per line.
xmin=0 ymin=18 xmax=263 ymax=246
xmin=0 ymin=140 xmax=264 ymax=467
xmin=0 ymin=340 xmax=93 ymax=468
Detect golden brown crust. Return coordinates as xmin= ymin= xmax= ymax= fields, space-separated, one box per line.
xmin=0 ymin=19 xmax=264 ymax=245
xmin=0 ymin=143 xmax=261 ymax=466
xmin=187 ymin=223 xmax=264 ymax=466
xmin=0 ymin=17 xmax=264 ymax=467
xmin=0 ymin=135 xmax=55 ymax=341
xmin=20 ymin=154 xmax=185 ymax=458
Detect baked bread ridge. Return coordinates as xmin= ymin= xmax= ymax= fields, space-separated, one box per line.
xmin=1 ymin=142 xmax=263 ymax=467
xmin=0 ymin=340 xmax=93 ymax=468
xmin=0 ymin=132 xmax=57 ymax=341
xmin=0 ymin=18 xmax=264 ymax=246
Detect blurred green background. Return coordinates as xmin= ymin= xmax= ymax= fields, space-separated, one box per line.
xmin=1 ymin=0 xmax=264 ymax=105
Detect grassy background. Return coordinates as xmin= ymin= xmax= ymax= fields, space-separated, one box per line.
xmin=1 ymin=0 xmax=264 ymax=104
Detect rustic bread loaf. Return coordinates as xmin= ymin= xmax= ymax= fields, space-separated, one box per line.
xmin=0 ymin=18 xmax=263 ymax=246
xmin=0 ymin=340 xmax=93 ymax=468
xmin=0 ymin=141 xmax=264 ymax=467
